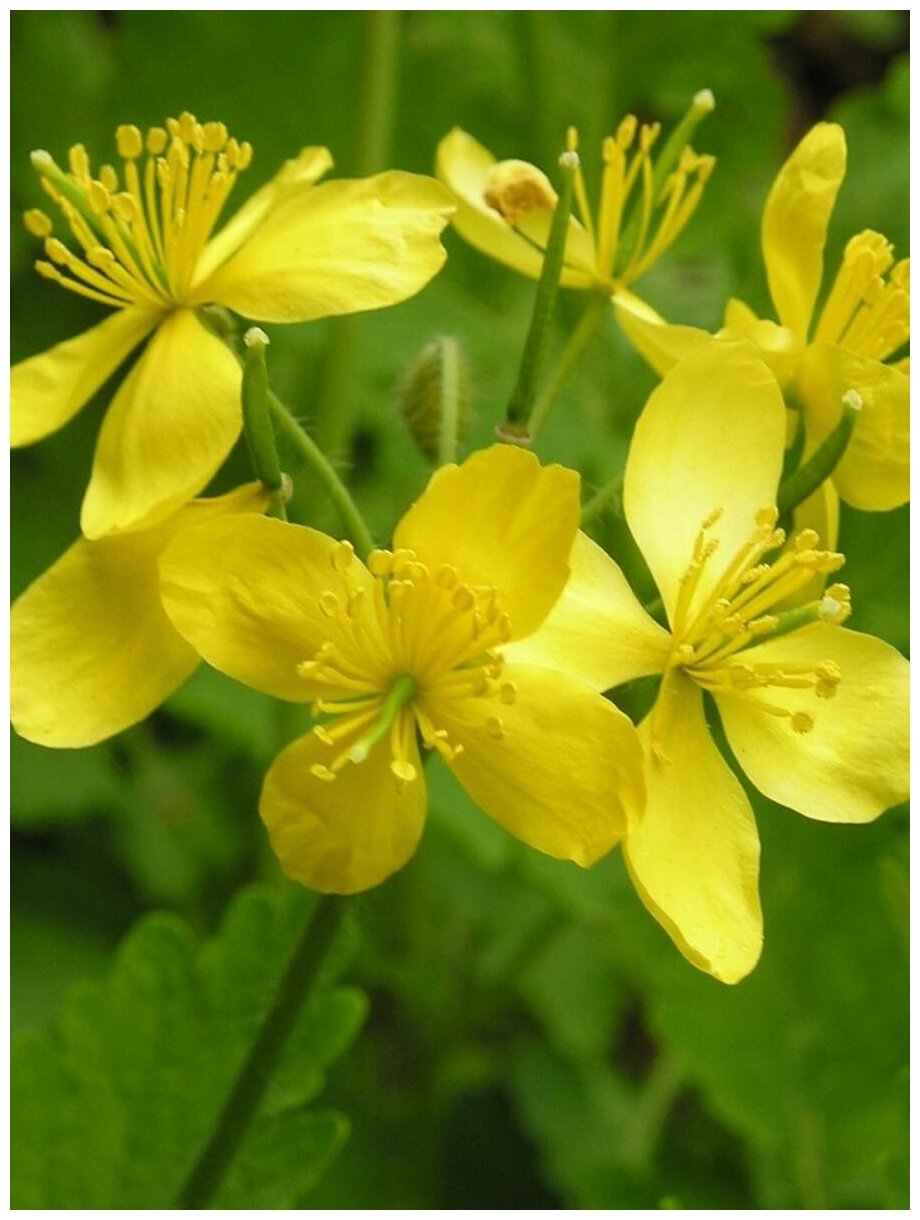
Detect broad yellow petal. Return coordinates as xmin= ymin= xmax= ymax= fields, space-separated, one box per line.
xmin=260 ymin=727 xmax=427 ymax=893
xmin=10 ymin=308 xmax=159 ymax=448
xmin=612 ymin=289 xmax=709 ymax=376
xmin=761 ymin=122 xmax=846 ymax=337
xmin=626 ymin=672 xmax=763 ymax=984
xmin=624 ymin=343 xmax=786 ymax=624
xmin=160 ymin=514 xmax=377 ymax=703
xmin=506 ymin=531 xmax=671 ymax=690
xmin=436 ymin=128 xmax=596 ymax=288
xmin=193 ymin=146 xmax=334 ymax=288
xmin=716 ymin=623 xmax=909 ymax=823
xmin=718 ymin=298 xmax=800 ymax=387
xmin=80 ymin=309 xmax=242 ymax=539
xmin=428 ymin=662 xmax=645 ymax=867
xmin=193 ymin=172 xmax=453 ymax=322
xmin=394 ymin=445 xmax=579 ymax=640
xmin=797 ymin=343 xmax=909 ymax=511
xmin=10 ymin=483 xmax=266 ymax=748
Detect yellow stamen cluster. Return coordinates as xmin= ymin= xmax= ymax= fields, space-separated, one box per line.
xmin=479 ymin=100 xmax=714 ymax=291
xmin=814 ymin=230 xmax=910 ymax=361
xmin=670 ymin=506 xmax=850 ymax=733
xmin=584 ymin=116 xmax=715 ymax=287
xmin=296 ymin=540 xmax=516 ymax=791
xmin=25 ymin=112 xmax=252 ymax=310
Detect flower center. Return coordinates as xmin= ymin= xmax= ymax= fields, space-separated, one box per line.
xmin=296 ymin=540 xmax=515 ymax=790
xmin=479 ymin=104 xmax=715 ymax=293
xmin=669 ymin=506 xmax=851 ymax=733
xmin=813 ymin=230 xmax=909 ymax=361
xmin=24 ymin=111 xmax=252 ymax=311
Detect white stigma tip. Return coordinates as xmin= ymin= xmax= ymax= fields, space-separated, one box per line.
xmin=30 ymin=149 xmax=54 ymax=168
xmin=693 ymin=89 xmax=716 ymax=113
xmin=841 ymin=388 xmax=863 ymax=413
xmin=819 ymin=595 xmax=843 ymax=621
xmin=558 ymin=149 xmax=580 ymax=171
xmin=348 ymin=742 xmax=370 ymax=764
xmin=243 ymin=326 xmax=270 ymax=348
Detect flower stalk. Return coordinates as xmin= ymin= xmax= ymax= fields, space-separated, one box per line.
xmin=268 ymin=392 xmax=376 ymax=561
xmin=241 ymin=328 xmax=288 ymax=519
xmin=501 ymin=146 xmax=579 ymax=439
xmin=776 ymin=390 xmax=862 ymax=516
xmin=174 ymin=894 xmax=349 ymax=1209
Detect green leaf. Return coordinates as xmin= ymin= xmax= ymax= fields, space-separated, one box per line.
xmin=11 ymin=885 xmax=367 ymax=1209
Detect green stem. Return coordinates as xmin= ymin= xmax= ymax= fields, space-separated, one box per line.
xmin=503 ymin=148 xmax=578 ymax=435
xmin=437 ymin=336 xmax=461 ymax=466
xmin=269 ymin=392 xmax=376 ymax=561
xmin=174 ymin=894 xmax=349 ymax=1209
xmin=580 ymin=469 xmax=623 ymax=526
xmin=354 ymin=11 xmax=401 ymax=177
xmin=776 ymin=391 xmax=861 ymax=517
xmin=310 ymin=12 xmax=402 ymax=472
xmin=529 ymin=293 xmax=609 ymax=437
xmin=241 ymin=328 xmax=287 ymax=520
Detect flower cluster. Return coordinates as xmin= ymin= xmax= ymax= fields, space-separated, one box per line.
xmin=10 ymin=107 xmax=909 ymax=984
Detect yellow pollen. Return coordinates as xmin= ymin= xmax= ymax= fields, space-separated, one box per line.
xmin=484 ymin=159 xmax=558 ymax=223
xmin=814 ymin=229 xmax=910 ymax=360
xmin=23 ymin=208 xmax=53 ymax=237
xmin=671 ymin=507 xmax=851 ymax=733
xmin=25 ymin=112 xmax=252 ymax=310
xmin=299 ymin=539 xmax=520 ymax=791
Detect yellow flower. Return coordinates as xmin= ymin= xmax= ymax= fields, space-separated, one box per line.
xmin=618 ymin=122 xmax=910 ymax=515
xmin=510 ymin=344 xmax=910 ymax=983
xmin=10 ymin=482 xmax=269 ymax=749
xmin=12 ymin=112 xmax=454 ymax=539
xmin=158 ymin=445 xmax=646 ymax=894
xmin=436 ymin=97 xmax=714 ymax=305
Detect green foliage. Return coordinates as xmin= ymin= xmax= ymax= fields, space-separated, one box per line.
xmin=11 ymin=887 xmax=367 ymax=1208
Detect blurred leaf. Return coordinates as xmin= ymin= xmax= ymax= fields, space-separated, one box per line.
xmin=11 ymin=886 xmax=367 ymax=1208
xmin=10 ymin=731 xmax=121 ymax=826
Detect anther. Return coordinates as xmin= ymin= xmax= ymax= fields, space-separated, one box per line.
xmin=23 ymin=209 xmax=53 ymax=238
xmin=486 ymin=716 xmax=504 ymax=740
xmin=115 ymin=125 xmax=143 ymax=159
xmin=319 ymin=591 xmax=340 ymax=617
xmin=368 ymin=549 xmax=393 ymax=576
xmin=146 ymin=127 xmax=168 ymax=155
xmin=310 ymin=764 xmax=337 ymax=783
xmin=499 ymin=682 xmax=517 ymax=705
xmin=452 ymin=585 xmax=475 ymax=611
xmin=330 ymin=539 xmax=355 ymax=572
xmin=791 ymin=712 xmax=814 ymax=734
xmin=436 ymin=564 xmax=458 ymax=590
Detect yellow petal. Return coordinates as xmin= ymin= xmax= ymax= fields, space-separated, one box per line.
xmin=393 ymin=445 xmax=579 ymax=640
xmin=624 ymin=343 xmax=786 ymax=625
xmin=435 ymin=127 xmax=594 ymax=289
xmin=797 ymin=342 xmax=909 ymax=511
xmin=506 ymin=530 xmax=671 ymax=690
xmin=260 ymin=728 xmax=427 ymax=893
xmin=192 ymin=171 xmax=454 ymax=322
xmin=193 ymin=146 xmax=334 ymax=288
xmin=160 ymin=514 xmax=376 ymax=703
xmin=80 ymin=309 xmax=243 ymax=539
xmin=626 ymin=672 xmax=763 ymax=984
xmin=719 ymin=298 xmax=800 ymax=386
xmin=716 ymin=623 xmax=909 ymax=823
xmin=10 ymin=308 xmax=159 ymax=448
xmin=428 ymin=662 xmax=645 ymax=867
xmin=761 ymin=122 xmax=847 ymax=337
xmin=612 ymin=289 xmax=709 ymax=376
xmin=9 ymin=483 xmax=267 ymax=748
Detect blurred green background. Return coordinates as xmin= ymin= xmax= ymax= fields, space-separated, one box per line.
xmin=11 ymin=11 xmax=909 ymax=1209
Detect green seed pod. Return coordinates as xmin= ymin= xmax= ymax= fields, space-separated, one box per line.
xmin=397 ymin=336 xmax=471 ymax=464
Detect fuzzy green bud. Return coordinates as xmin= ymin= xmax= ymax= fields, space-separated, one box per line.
xmin=397 ymin=335 xmax=471 ymax=465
